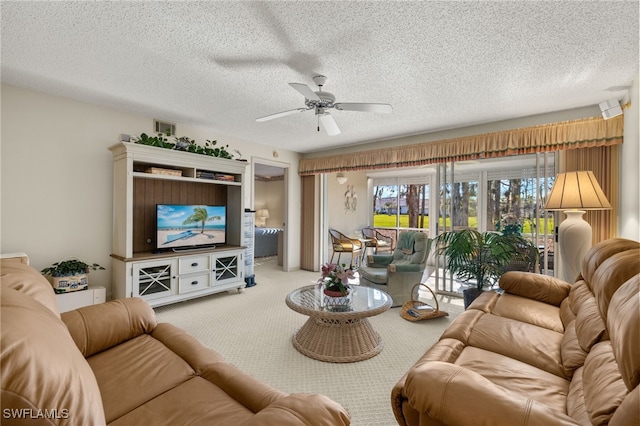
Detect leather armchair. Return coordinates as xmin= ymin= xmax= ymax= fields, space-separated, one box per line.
xmin=359 ymin=231 xmax=429 ymax=307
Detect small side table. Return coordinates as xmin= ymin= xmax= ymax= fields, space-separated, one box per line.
xmin=55 ymin=286 xmax=106 ymax=313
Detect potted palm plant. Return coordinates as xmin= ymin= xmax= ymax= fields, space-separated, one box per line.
xmin=429 ymin=230 xmax=537 ymax=308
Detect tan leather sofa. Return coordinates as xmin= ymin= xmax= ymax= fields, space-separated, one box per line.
xmin=392 ymin=238 xmax=640 ymax=426
xmin=1 ymin=254 xmax=351 ymax=425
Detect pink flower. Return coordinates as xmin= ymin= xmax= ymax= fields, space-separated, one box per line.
xmin=317 ymin=262 xmax=356 ymax=291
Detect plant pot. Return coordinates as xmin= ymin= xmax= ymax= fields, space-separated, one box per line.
xmin=323 ymin=288 xmax=349 ymax=297
xmin=463 ymin=287 xmax=483 ymax=309
xmin=323 ymin=288 xmax=351 ymax=311
xmin=46 ymin=273 xmax=89 ymax=294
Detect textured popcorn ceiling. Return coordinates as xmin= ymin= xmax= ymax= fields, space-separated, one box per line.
xmin=1 ymin=1 xmax=638 ymax=153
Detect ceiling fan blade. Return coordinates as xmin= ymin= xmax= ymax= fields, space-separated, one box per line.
xmin=319 ymin=113 xmax=341 ymax=136
xmin=289 ymin=83 xmax=321 ymax=101
xmin=334 ymin=103 xmax=393 ymax=113
xmin=213 ymin=56 xmax=282 ymax=68
xmin=256 ymin=108 xmax=308 ymax=122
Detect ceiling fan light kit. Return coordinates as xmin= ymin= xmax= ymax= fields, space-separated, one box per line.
xmin=256 ymin=75 xmax=392 ymax=136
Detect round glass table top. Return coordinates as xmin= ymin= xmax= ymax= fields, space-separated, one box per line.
xmin=285 ymin=284 xmax=391 ymax=318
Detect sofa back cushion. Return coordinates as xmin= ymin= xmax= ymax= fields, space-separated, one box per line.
xmin=0 ymin=260 xmax=60 ymax=318
xmin=608 ymin=274 xmax=640 ymax=392
xmin=570 ymin=275 xmax=639 ymax=426
xmin=588 ymin=248 xmax=640 ymax=319
xmin=1 ymin=287 xmax=105 ymax=424
xmin=560 ymin=241 xmax=639 ymax=375
xmin=392 ymin=231 xmax=428 ymax=266
xmin=581 ymin=238 xmax=639 ymax=284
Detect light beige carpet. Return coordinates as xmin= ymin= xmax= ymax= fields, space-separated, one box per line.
xmin=155 ymin=257 xmax=463 ymax=426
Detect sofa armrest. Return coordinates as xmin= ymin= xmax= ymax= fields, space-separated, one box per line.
xmin=389 ymin=263 xmax=421 ymax=273
xmin=62 ymin=297 xmax=157 ymax=357
xmin=499 ymin=271 xmax=571 ymax=306
xmin=151 ymin=322 xmax=288 ymax=414
xmin=237 ymin=394 xmax=351 ymax=426
xmin=404 ymin=361 xmax=580 ymax=426
xmin=367 ymin=254 xmax=394 ymax=267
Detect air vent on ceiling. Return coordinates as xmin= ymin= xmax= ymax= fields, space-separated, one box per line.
xmin=154 ymin=120 xmax=176 ymax=136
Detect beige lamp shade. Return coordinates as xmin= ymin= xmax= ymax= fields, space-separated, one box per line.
xmin=256 ymin=209 xmax=270 ymax=218
xmin=544 ymin=171 xmax=612 ymax=211
xmin=255 ymin=209 xmax=270 ymax=227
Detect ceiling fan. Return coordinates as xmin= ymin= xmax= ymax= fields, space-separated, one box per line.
xmin=256 ymin=75 xmax=392 ymax=136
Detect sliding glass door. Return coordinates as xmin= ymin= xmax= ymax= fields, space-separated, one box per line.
xmin=434 ymin=154 xmax=556 ymax=295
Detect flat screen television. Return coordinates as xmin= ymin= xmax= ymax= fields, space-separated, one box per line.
xmin=156 ymin=204 xmax=226 ymax=252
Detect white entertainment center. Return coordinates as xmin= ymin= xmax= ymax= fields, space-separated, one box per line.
xmin=109 ymin=142 xmax=248 ymax=307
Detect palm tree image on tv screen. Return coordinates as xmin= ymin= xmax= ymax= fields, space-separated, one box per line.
xmin=156 ymin=204 xmax=226 ymax=251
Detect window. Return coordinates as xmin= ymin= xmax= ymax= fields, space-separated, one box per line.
xmin=439 ymin=172 xmax=478 ymax=231
xmin=486 ymin=169 xmax=555 ymax=238
xmin=371 ymin=176 xmax=431 ymax=233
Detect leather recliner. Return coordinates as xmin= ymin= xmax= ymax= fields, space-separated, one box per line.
xmin=0 ymin=254 xmax=351 ymax=426
xmin=392 ymin=238 xmax=640 ymax=426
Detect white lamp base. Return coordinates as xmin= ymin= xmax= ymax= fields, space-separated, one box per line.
xmin=558 ymin=210 xmax=592 ymax=282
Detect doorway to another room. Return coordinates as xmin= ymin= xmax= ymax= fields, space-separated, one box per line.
xmin=253 ymin=161 xmax=287 ymax=271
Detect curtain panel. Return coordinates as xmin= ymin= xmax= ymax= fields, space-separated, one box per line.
xmin=561 ymin=145 xmax=620 ymax=244
xmin=298 ymin=115 xmax=624 ymax=176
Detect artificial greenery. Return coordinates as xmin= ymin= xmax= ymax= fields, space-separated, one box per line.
xmin=132 ymin=133 xmax=175 ymax=149
xmin=132 ymin=133 xmax=233 ymax=159
xmin=41 ymin=259 xmax=105 ymax=277
xmin=429 ymin=230 xmax=537 ymax=291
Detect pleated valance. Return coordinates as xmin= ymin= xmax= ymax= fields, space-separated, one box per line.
xmin=298 ymin=114 xmax=624 ymax=176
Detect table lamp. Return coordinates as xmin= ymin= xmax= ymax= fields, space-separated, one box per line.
xmin=256 ymin=209 xmax=270 ymax=227
xmin=544 ymin=171 xmax=611 ymax=282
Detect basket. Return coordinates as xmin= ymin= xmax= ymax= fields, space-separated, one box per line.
xmin=46 ymin=273 xmax=89 ymax=294
xmin=400 ymin=283 xmax=449 ymax=322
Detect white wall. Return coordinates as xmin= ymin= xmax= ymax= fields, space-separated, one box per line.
xmin=326 ymin=170 xmax=369 ymax=262
xmin=619 ymin=73 xmax=640 ymax=240
xmin=254 ymin=179 xmax=285 ymax=228
xmin=0 ymin=84 xmax=303 ymax=295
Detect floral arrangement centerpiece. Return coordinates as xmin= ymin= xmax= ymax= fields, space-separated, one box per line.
xmin=317 ymin=262 xmax=356 ymax=297
xmin=496 ymin=213 xmax=522 ymax=236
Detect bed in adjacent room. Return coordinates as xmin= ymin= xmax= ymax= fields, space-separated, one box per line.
xmin=254 ymin=227 xmax=282 ymax=257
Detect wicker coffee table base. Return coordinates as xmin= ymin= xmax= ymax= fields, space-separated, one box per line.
xmin=292 ymin=316 xmax=383 ymax=363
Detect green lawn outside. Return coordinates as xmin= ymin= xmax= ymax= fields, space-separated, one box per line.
xmin=373 ymin=214 xmax=554 ymax=233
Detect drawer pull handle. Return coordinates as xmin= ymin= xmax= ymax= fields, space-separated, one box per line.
xmin=191 ymin=281 xmax=198 ymax=285
xmin=191 ymin=262 xmax=198 ymax=267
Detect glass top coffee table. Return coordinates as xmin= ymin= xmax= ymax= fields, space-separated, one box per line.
xmin=285 ymin=285 xmax=392 ymax=363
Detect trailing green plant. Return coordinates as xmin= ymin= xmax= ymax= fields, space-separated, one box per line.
xmin=204 ymin=139 xmax=233 ymax=159
xmin=429 ymin=230 xmax=537 ymax=291
xmin=132 ymin=133 xmax=175 ymax=149
xmin=131 ymin=133 xmax=234 ymax=159
xmin=41 ymin=259 xmax=105 ymax=277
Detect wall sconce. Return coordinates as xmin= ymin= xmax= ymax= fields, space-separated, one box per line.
xmin=544 ymin=171 xmax=611 ymax=282
xmin=336 ymin=172 xmax=347 ymax=185
xmin=256 ymin=209 xmax=270 ymax=227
